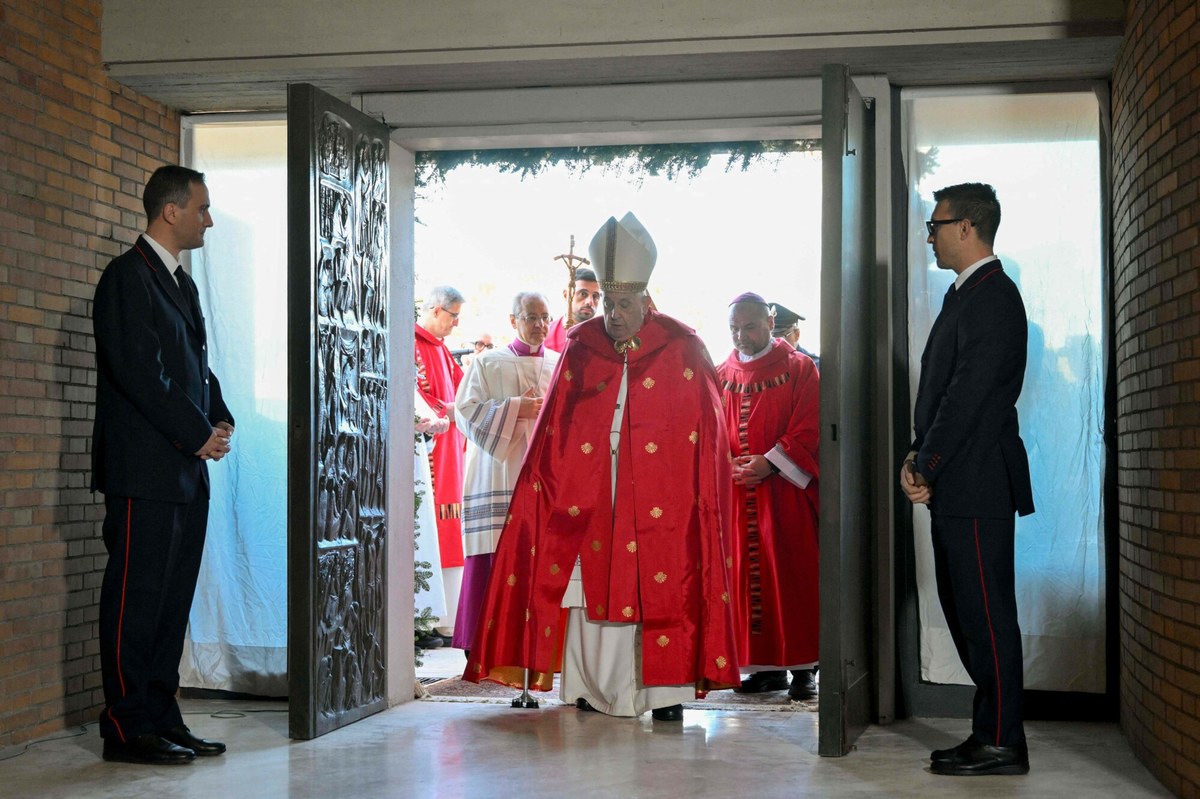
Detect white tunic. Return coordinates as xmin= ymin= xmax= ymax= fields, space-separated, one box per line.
xmin=454 ymin=346 xmax=558 ymax=557
xmin=559 ymin=356 xmax=693 ymax=716
xmin=412 ymin=391 xmax=447 ymax=619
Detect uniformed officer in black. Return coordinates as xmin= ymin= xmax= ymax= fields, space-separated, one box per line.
xmin=901 ymin=182 xmax=1035 ymax=777
xmin=92 ymin=165 xmax=235 ymax=764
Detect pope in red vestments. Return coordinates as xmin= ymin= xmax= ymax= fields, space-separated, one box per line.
xmin=718 ymin=294 xmax=820 ymax=695
xmin=465 ymin=215 xmax=741 ymax=711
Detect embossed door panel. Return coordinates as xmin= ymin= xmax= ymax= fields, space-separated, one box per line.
xmin=288 ymin=83 xmax=391 ymax=739
xmin=818 ymin=65 xmax=876 ymax=757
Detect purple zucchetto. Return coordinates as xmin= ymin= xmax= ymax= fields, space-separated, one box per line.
xmin=729 ymin=292 xmax=770 ymax=307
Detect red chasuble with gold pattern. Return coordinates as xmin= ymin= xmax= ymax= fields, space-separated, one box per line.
xmin=465 ymin=310 xmax=741 ymax=693
xmin=414 ymin=323 xmax=465 ymax=568
xmin=718 ymin=338 xmax=820 ymax=667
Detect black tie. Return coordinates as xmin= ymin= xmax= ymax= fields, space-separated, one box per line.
xmin=174 ymin=266 xmax=199 ymax=324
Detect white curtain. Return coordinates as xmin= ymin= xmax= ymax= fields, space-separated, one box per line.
xmin=180 ymin=120 xmax=288 ymax=695
xmin=902 ymin=90 xmax=1107 ymax=692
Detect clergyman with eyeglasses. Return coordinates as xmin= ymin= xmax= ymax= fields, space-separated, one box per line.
xmin=415 ymin=285 xmax=468 ymax=646
xmin=451 ymin=291 xmax=559 ymax=654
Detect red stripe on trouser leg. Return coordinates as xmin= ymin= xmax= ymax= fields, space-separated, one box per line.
xmin=110 ymin=498 xmax=133 ymax=742
xmin=972 ymin=518 xmax=1003 ymax=746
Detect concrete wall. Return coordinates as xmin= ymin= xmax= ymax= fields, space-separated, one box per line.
xmin=102 ymin=0 xmax=1124 ymax=62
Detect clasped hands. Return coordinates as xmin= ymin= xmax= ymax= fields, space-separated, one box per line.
xmin=517 ymin=386 xmax=543 ymax=419
xmin=196 ymin=421 xmax=234 ymax=461
xmin=415 ymin=415 xmax=450 ymax=435
xmin=899 ymin=451 xmax=932 ymax=505
xmin=732 ymin=454 xmax=773 ymax=487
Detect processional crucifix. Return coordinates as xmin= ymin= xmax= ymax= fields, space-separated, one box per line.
xmin=553 ymin=235 xmax=591 ymax=329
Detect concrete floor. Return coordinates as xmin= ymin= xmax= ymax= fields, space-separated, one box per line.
xmin=0 ymin=650 xmax=1171 ymax=799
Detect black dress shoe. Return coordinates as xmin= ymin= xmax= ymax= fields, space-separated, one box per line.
xmin=788 ymin=669 xmax=818 ymax=700
xmin=930 ymin=736 xmax=974 ymax=763
xmin=651 ymin=704 xmax=683 ymax=721
xmin=575 ymin=698 xmax=598 ymax=712
xmin=930 ymin=738 xmax=1029 ymax=776
xmin=102 ymin=733 xmax=196 ymax=765
xmin=415 ymin=631 xmax=443 ymax=650
xmin=160 ymin=725 xmax=226 ymax=756
xmin=734 ymin=670 xmax=789 ymax=694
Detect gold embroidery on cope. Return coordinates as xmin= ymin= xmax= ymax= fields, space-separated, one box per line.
xmin=596 ymin=381 xmax=607 ymax=392
xmin=507 ymin=574 xmax=517 ymax=586
xmin=591 ymin=539 xmax=602 ymax=551
xmin=716 ymin=656 xmax=728 ymax=669
xmin=581 ymin=442 xmax=594 ymax=455
xmin=626 ymin=541 xmax=637 ymax=553
xmin=654 ymin=571 xmax=667 ymax=583
xmin=549 ymin=563 xmax=560 ymax=575
xmin=531 ymin=546 xmax=537 ymax=556
xmin=594 ymin=604 xmax=605 ymax=615
xmin=726 ymin=556 xmax=733 ymax=569
xmin=642 ymin=377 xmax=655 ymax=389
xmin=644 ymin=442 xmax=658 ymax=453
xmin=564 ymin=370 xmax=573 ymax=381
xmin=622 ymin=606 xmax=634 ymax=618
xmin=657 ymin=635 xmax=670 ymax=647
xmin=721 ymin=591 xmax=729 ymax=603
xmin=650 ymin=507 xmax=663 ymax=519
xmin=544 ymin=626 xmax=553 ymax=637
xmin=487 ymin=618 xmax=495 ymax=630
xmin=689 ymin=431 xmax=699 ymax=444
xmin=533 ymin=480 xmax=541 ymax=492
xmin=568 ymin=506 xmax=580 ymax=516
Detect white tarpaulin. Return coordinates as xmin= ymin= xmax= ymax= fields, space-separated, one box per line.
xmin=180 ymin=120 xmax=289 ymax=695
xmin=903 ymin=90 xmax=1107 ymax=693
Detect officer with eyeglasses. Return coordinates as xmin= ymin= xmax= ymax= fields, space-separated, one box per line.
xmin=903 ymin=182 xmax=1035 ymax=777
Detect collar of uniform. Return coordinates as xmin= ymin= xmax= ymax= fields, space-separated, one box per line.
xmin=953 ymin=255 xmax=998 ymax=290
xmin=141 ymin=233 xmax=181 ymax=283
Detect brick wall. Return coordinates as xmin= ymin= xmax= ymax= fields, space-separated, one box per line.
xmin=1112 ymin=0 xmax=1200 ymax=796
xmin=0 ymin=0 xmax=180 ymax=747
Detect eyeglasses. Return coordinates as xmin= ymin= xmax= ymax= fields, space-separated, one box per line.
xmin=925 ymin=218 xmax=966 ymax=235
xmin=438 ymin=306 xmax=460 ymax=319
xmin=473 ymin=341 xmax=494 ymax=349
xmin=516 ymin=314 xmax=552 ymax=325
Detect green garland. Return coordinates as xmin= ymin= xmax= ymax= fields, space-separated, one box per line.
xmin=416 ymin=140 xmax=821 ymax=188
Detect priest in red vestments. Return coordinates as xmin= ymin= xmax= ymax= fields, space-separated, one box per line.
xmin=543 ymin=265 xmax=600 ymax=353
xmin=717 ymin=293 xmax=821 ymax=700
xmin=415 ymin=285 xmax=467 ymax=642
xmin=465 ymin=214 xmax=741 ymax=721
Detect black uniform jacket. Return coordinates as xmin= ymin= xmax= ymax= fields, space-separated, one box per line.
xmin=91 ymin=236 xmax=234 ymax=503
xmin=912 ymin=260 xmax=1035 ymax=520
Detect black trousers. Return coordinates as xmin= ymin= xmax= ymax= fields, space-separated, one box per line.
xmin=930 ymin=512 xmax=1025 ymax=748
xmin=98 ymin=493 xmax=209 ymax=741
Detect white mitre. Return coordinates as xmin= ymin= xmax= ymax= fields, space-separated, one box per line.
xmin=588 ymin=212 xmax=657 ymax=293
